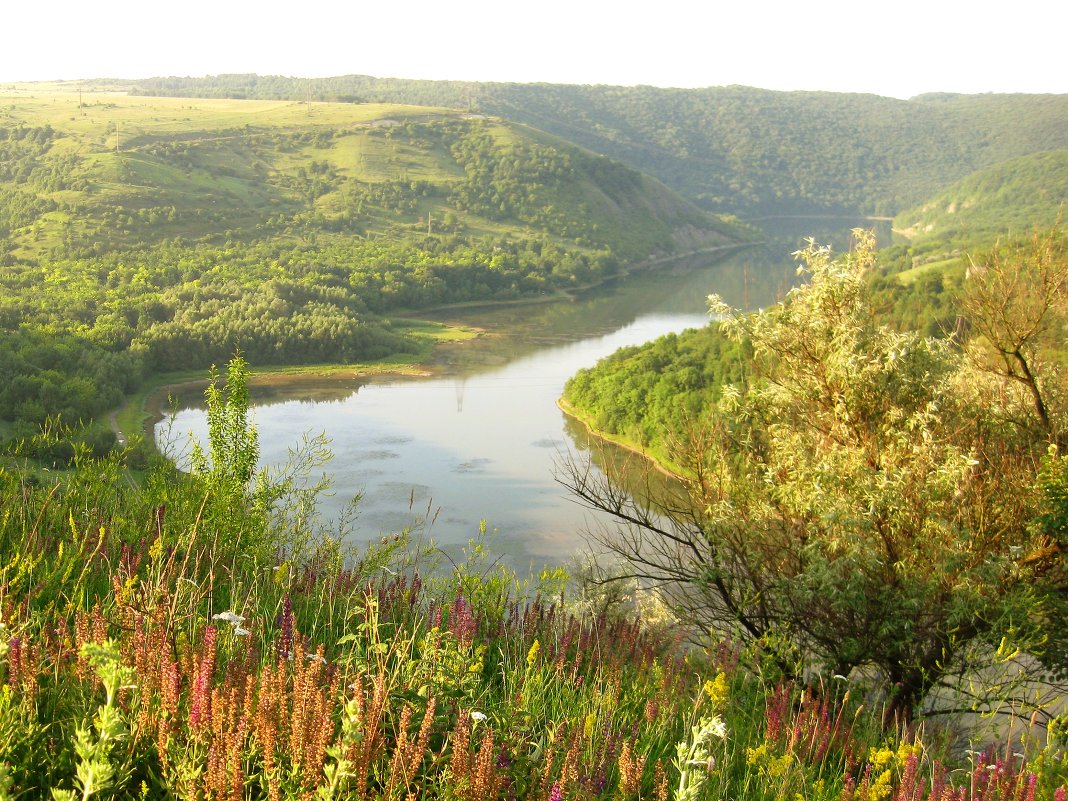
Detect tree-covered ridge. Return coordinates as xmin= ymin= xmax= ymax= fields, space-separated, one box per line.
xmin=125 ymin=75 xmax=1068 ymax=218
xmin=893 ymin=149 xmax=1068 ymax=245
xmin=0 ymin=91 xmax=746 ymax=433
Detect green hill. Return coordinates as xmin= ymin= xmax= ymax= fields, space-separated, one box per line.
xmin=124 ymin=75 xmax=1068 ymax=218
xmin=893 ymin=149 xmax=1068 ymax=244
xmin=0 ymin=88 xmax=749 ymax=434
xmin=0 ymin=89 xmax=743 ymax=263
xmin=856 ymin=149 xmax=1068 ymax=333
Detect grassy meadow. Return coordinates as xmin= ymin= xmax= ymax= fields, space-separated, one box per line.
xmin=0 ymin=88 xmax=462 ymax=260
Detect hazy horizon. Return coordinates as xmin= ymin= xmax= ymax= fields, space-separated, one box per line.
xmin=3 ymin=1 xmax=1066 ymax=100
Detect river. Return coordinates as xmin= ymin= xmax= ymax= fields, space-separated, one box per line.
xmin=158 ymin=222 xmax=888 ymax=572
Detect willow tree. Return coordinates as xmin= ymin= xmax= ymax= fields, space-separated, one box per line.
xmin=563 ymin=230 xmax=1067 ymax=723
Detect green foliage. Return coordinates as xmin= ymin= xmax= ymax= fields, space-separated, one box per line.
xmin=0 ymin=327 xmax=142 ymax=430
xmin=1035 ymin=447 xmax=1068 ymax=678
xmin=51 ymin=641 xmax=136 ymax=801
xmin=675 ymin=715 xmax=727 ymax=801
xmin=868 ymin=257 xmax=966 ymax=337
xmin=893 ymin=150 xmax=1068 ymax=246
xmin=189 ymin=354 xmax=259 ymax=490
xmin=1039 ymin=447 xmax=1068 ymax=546
xmin=563 ymin=230 xmax=1068 ymax=724
xmin=563 ymin=324 xmax=752 ymax=463
xmin=182 ymin=354 xmax=337 ymax=562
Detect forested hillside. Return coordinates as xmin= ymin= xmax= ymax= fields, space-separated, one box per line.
xmin=127 ymin=75 xmax=1068 ymax=217
xmin=0 ymin=89 xmax=745 ymax=435
xmin=561 ymin=326 xmax=752 ymax=469
xmin=893 ymin=149 xmax=1068 ymax=244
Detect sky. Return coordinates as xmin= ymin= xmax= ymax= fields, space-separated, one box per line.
xmin=3 ymin=0 xmax=1066 ymax=99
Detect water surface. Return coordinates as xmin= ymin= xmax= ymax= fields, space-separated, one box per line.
xmin=160 ymin=223 xmax=885 ymax=570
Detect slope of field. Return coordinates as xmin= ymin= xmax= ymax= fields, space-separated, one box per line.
xmin=0 ymin=87 xmax=744 ymax=262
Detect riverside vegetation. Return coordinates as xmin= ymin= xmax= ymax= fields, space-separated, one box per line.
xmin=561 ymin=227 xmax=1068 ymax=775
xmin=0 ymin=89 xmax=747 ymax=447
xmin=1 ymin=352 xmax=1066 ymax=799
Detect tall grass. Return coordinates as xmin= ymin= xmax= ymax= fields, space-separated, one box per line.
xmin=0 ymin=442 xmax=1065 ymax=799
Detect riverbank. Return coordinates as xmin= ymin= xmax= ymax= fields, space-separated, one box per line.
xmin=391 ymin=241 xmax=759 ymax=316
xmin=113 ymin=244 xmax=757 ymax=450
xmin=112 ymin=322 xmax=543 ymax=453
xmin=112 ymin=317 xmax=485 ymax=448
xmin=556 ymin=397 xmax=689 ymax=483
xmin=118 ymin=360 xmax=447 ymax=451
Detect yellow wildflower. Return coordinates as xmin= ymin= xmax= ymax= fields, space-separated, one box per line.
xmin=746 ymin=744 xmax=768 ymax=765
xmin=896 ymin=742 xmax=920 ymax=764
xmin=703 ymin=671 xmax=729 ymax=710
xmin=768 ymin=754 xmax=793 ymax=778
xmin=526 ymin=639 xmax=540 ymax=668
xmin=869 ymin=745 xmax=895 ymax=770
xmin=870 ymin=768 xmax=892 ymax=801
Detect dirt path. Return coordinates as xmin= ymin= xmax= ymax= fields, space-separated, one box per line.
xmin=107 ymin=403 xmax=128 ymax=448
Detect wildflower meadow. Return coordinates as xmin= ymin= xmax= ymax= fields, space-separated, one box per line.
xmin=0 ymin=358 xmax=1064 ymax=799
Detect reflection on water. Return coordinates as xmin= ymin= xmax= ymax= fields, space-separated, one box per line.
xmin=159 ymin=221 xmax=889 ymax=572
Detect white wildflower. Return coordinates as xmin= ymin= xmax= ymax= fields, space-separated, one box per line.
xmin=212 ymin=611 xmax=245 ymax=625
